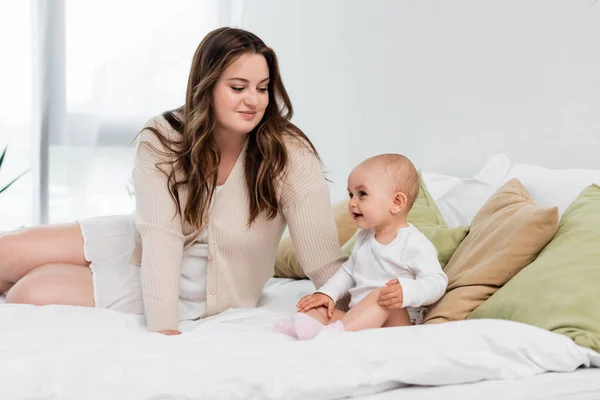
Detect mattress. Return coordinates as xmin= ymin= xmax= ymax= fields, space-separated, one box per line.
xmin=0 ymin=278 xmax=598 ymax=400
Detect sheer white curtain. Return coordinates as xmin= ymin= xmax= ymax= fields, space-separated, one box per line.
xmin=0 ymin=0 xmax=224 ymax=229
xmin=0 ymin=1 xmax=33 ymax=230
xmin=51 ymin=0 xmax=220 ymax=224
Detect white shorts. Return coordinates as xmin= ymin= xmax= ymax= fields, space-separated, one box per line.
xmin=77 ymin=215 xmax=208 ymax=322
xmin=78 ymin=215 xmax=145 ymax=316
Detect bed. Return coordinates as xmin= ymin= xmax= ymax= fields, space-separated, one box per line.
xmin=1 ymin=154 xmax=599 ymax=399
xmin=363 ymin=369 xmax=600 ymax=400
xmin=0 ymin=278 xmax=599 ymax=399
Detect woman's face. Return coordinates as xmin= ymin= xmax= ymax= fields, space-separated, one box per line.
xmin=212 ymin=52 xmax=270 ymax=138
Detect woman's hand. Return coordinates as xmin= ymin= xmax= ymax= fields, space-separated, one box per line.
xmin=378 ymin=279 xmax=404 ymax=309
xmin=296 ymin=293 xmax=335 ymax=317
xmin=157 ymin=329 xmax=182 ymax=335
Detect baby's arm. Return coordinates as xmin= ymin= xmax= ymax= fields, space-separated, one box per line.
xmin=397 ymin=238 xmax=448 ymax=308
xmin=315 ymin=259 xmax=355 ymax=303
xmin=314 ymin=230 xmax=368 ymax=302
xmin=295 ymin=248 xmax=356 ymax=316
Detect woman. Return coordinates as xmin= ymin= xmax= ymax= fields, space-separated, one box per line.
xmin=0 ymin=27 xmax=345 ymax=335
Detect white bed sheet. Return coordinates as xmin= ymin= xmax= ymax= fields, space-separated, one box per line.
xmin=0 ymin=278 xmax=598 ymax=400
xmin=361 ymin=368 xmax=600 ymax=400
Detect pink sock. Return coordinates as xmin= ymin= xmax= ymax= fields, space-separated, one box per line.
xmin=293 ymin=313 xmax=326 ymax=340
xmin=327 ymin=320 xmax=345 ymax=332
xmin=273 ymin=317 xmax=297 ymax=338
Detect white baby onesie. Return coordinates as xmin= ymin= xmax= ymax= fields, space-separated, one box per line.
xmin=318 ymin=224 xmax=448 ymax=321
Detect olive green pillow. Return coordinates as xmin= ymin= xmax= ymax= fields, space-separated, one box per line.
xmin=469 ymin=184 xmax=600 ymax=352
xmin=343 ymin=172 xmax=469 ymax=268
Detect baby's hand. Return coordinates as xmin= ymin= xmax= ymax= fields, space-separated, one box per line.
xmin=378 ymin=279 xmax=404 ymax=309
xmin=296 ymin=293 xmax=335 ymax=317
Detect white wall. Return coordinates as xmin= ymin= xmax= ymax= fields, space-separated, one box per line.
xmin=232 ymin=0 xmax=600 ymax=202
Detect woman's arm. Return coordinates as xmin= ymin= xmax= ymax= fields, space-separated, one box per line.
xmin=132 ymin=118 xmax=185 ymax=332
xmin=280 ymin=138 xmax=347 ymax=291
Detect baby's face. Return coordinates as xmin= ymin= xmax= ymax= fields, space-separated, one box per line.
xmin=347 ymin=164 xmax=396 ymax=230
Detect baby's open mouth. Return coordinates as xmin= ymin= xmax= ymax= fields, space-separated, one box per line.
xmin=353 ymin=212 xmax=363 ymax=219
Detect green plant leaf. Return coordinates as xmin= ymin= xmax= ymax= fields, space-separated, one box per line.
xmin=0 ymin=146 xmax=7 ymax=169
xmin=0 ymin=170 xmax=29 ymax=195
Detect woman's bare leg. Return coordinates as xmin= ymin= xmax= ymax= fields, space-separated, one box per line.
xmin=0 ymin=223 xmax=94 ymax=306
xmin=6 ymin=263 xmax=94 ymax=306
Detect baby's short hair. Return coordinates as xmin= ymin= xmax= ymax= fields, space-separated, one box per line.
xmin=365 ymin=153 xmax=420 ymax=210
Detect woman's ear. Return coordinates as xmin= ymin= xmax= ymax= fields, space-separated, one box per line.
xmin=391 ymin=192 xmax=407 ymax=214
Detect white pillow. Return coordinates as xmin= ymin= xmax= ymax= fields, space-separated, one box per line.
xmin=501 ymin=164 xmax=600 ymax=217
xmin=419 ymin=173 xmax=461 ymax=202
xmin=422 ymin=154 xmax=511 ymax=227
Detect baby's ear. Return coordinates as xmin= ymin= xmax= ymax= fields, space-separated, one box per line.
xmin=391 ymin=192 xmax=407 ymax=214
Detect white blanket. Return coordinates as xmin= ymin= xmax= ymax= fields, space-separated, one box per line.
xmin=0 ymin=278 xmax=598 ymax=400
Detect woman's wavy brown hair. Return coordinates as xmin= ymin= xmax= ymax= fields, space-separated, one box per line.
xmin=142 ymin=27 xmax=319 ymax=228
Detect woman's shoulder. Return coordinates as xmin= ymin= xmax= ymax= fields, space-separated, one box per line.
xmin=140 ymin=113 xmax=182 ymax=143
xmin=276 ymin=128 xmax=326 ymax=202
xmin=280 ymin=129 xmax=319 ymax=161
xmin=134 ymin=113 xmax=183 ymax=164
xmin=278 ymin=129 xmax=323 ymax=178
xmin=135 ymin=113 xmax=183 ymax=158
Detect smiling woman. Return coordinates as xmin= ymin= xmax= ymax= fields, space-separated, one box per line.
xmin=0 ymin=27 xmax=346 ymax=335
xmin=216 ymin=57 xmax=270 ymax=129
xmin=212 ymin=54 xmax=271 ymax=186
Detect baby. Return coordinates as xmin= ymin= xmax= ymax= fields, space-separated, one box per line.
xmin=274 ymin=154 xmax=448 ymax=340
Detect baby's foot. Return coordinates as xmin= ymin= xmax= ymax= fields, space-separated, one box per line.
xmin=325 ymin=320 xmax=345 ymax=332
xmin=293 ymin=313 xmax=326 ymax=340
xmin=273 ymin=317 xmax=297 ymax=338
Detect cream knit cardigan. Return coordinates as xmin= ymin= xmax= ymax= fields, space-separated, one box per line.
xmin=129 ymin=115 xmax=345 ymax=331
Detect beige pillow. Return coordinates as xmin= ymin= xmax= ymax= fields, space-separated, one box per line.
xmin=274 ymin=199 xmax=356 ymax=278
xmin=424 ymin=178 xmax=559 ymax=324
